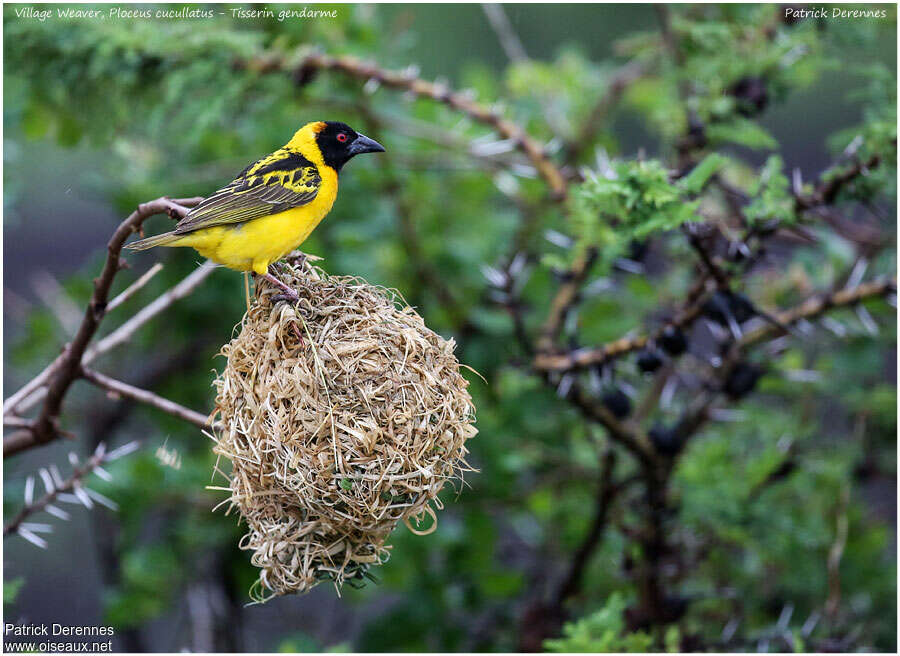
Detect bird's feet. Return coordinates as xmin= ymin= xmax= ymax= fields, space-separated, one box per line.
xmin=261 ymin=272 xmax=300 ymax=304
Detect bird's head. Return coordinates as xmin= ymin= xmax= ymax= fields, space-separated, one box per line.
xmin=289 ymin=121 xmax=385 ymax=172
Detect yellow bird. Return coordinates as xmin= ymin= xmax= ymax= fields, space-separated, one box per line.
xmin=126 ymin=121 xmax=384 ymax=301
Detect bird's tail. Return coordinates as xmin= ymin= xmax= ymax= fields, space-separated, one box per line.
xmin=125 ymin=231 xmax=183 ymax=251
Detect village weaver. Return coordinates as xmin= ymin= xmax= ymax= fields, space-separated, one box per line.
xmin=126 ymin=121 xmax=385 ymax=302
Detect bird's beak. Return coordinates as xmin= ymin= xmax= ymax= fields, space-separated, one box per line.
xmin=348 ymin=133 xmax=385 ymax=155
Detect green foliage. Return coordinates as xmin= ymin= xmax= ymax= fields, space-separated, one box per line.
xmin=565 ymin=159 xmax=699 ymax=269
xmin=3 ymin=578 xmax=25 ymax=607
xmin=744 ymin=155 xmax=797 ymax=225
xmin=545 ymin=593 xmax=654 ymax=652
xmin=2 ymin=4 xmax=895 ymax=653
xmin=705 ymin=118 xmax=777 ymax=150
xmin=104 ymin=546 xmax=181 ymax=629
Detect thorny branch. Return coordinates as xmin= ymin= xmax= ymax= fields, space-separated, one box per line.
xmin=6 ymin=261 xmax=217 ymax=419
xmin=503 ymin=31 xmax=895 ymax=640
xmin=3 ymin=38 xmax=894 ymax=650
xmin=3 ymin=197 xmax=214 ymax=457
xmin=243 ymin=51 xmax=569 ymax=200
xmin=4 ymin=441 xmax=134 ymax=541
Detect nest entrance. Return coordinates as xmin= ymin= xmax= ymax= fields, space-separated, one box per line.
xmin=211 ymin=256 xmax=477 ymax=600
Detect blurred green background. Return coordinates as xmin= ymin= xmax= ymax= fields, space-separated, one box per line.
xmin=3 ymin=3 xmax=897 ymax=652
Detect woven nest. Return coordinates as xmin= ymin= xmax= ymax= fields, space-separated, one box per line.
xmin=210 ymin=256 xmax=477 ymax=601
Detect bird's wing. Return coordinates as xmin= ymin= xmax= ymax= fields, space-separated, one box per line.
xmin=173 ymin=149 xmax=322 ymax=234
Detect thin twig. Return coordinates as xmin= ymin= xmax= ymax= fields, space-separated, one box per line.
xmin=565 ymin=60 xmax=646 ymax=163
xmin=481 ymin=4 xmax=528 ymax=62
xmin=740 ymin=276 xmax=896 ymax=348
xmin=795 ymin=152 xmax=887 ymax=210
xmin=533 ymin=288 xmax=711 ymax=372
xmin=245 ymin=52 xmax=568 ymax=200
xmin=536 ymin=247 xmax=598 ymax=352
xmin=4 ymin=443 xmax=114 ymax=537
xmin=106 ymin=262 xmax=164 ymax=313
xmin=6 ymin=261 xmax=217 ymax=419
xmin=3 ymin=197 xmax=204 ymax=457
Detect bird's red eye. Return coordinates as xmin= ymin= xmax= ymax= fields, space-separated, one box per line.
xmin=337 ymin=133 xmax=348 ymax=143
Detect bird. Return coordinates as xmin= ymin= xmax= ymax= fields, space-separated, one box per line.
xmin=126 ymin=121 xmax=385 ymax=302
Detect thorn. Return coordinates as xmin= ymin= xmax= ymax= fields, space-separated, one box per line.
xmin=720 ymin=617 xmax=740 ymax=644
xmin=93 ymin=466 xmax=113 ymax=482
xmin=795 ymin=319 xmax=815 ymax=336
xmin=106 ymin=441 xmax=140 ymax=461
xmin=801 ymin=610 xmax=821 ymax=637
xmin=363 ymin=77 xmax=380 ymax=95
xmin=855 ymin=304 xmax=878 ymax=335
xmin=776 ymin=603 xmax=794 ymax=632
xmin=556 ymin=374 xmax=574 ymax=398
xmin=589 ymin=367 xmax=603 ymax=394
xmin=24 ymin=476 xmax=35 ymax=506
xmin=821 ymin=317 xmax=847 ymax=337
xmin=39 ymin=469 xmax=55 ymax=494
xmin=660 ymin=377 xmax=678 ymax=408
xmin=49 ymin=465 xmax=65 ymax=488
xmin=845 ymin=258 xmax=868 ymax=290
xmin=18 ymin=527 xmax=48 ymax=549
xmin=479 ymin=265 xmax=507 ymax=289
xmin=583 ymin=277 xmax=614 ymax=297
xmin=73 ymin=484 xmax=94 ymax=509
xmin=45 ymin=505 xmax=71 ymax=521
xmin=709 ymin=408 xmax=746 ymax=422
xmin=85 ymin=488 xmax=119 ymax=511
xmin=784 ymin=369 xmax=822 ymax=383
xmin=508 ymin=252 xmax=527 ymax=279
xmin=488 ymin=290 xmax=509 ymax=304
xmin=619 ymin=381 xmax=638 ymax=398
xmin=613 ymin=258 xmax=644 ymax=275
xmin=842 ymin=134 xmax=864 ymax=159
xmin=544 ymin=230 xmax=574 ymax=249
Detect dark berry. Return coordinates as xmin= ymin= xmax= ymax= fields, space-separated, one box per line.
xmin=702 ymin=291 xmax=756 ymax=325
xmin=659 ymin=326 xmax=688 ymax=356
xmin=627 ymin=239 xmax=649 ymax=262
xmin=730 ymin=76 xmax=769 ymax=117
xmin=728 ymin=293 xmax=756 ymax=323
xmin=662 ymin=595 xmax=690 ymax=623
xmin=724 ymin=362 xmax=764 ymax=399
xmin=637 ymin=349 xmax=664 ymax=373
xmin=601 ymin=388 xmax=632 ymax=419
xmin=649 ymin=424 xmax=683 ymax=456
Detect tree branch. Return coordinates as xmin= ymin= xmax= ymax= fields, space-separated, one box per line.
xmin=5 ymin=261 xmax=217 ymax=421
xmin=3 ymin=197 xmax=210 ymax=457
xmin=4 ymin=442 xmax=124 ymax=538
xmin=246 ymin=52 xmax=569 ymax=200
xmin=565 ymin=60 xmax=646 ymax=164
xmin=536 ymin=248 xmax=598 ymax=352
xmin=533 ymin=285 xmax=711 ymax=372
xmin=740 ymin=276 xmax=896 ymax=348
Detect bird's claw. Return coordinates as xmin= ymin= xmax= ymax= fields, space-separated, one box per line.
xmin=271 ymin=291 xmax=300 ymax=305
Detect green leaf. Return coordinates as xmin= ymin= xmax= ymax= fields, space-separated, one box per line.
xmin=707 ymin=118 xmax=777 ymax=150
xmin=679 ymin=154 xmax=729 ymax=194
xmin=545 ymin=593 xmax=654 ymax=652
xmin=3 ymin=578 xmax=24 ymax=607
